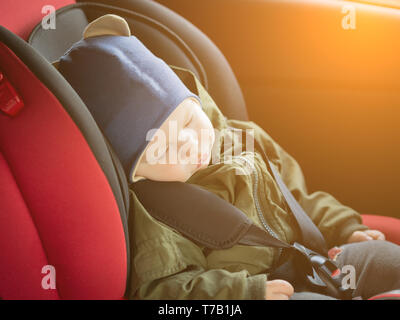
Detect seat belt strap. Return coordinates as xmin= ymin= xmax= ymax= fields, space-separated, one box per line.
xmin=253 ymin=139 xmax=328 ymax=255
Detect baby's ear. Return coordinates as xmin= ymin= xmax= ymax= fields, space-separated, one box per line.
xmin=83 ymin=14 xmax=131 ymax=39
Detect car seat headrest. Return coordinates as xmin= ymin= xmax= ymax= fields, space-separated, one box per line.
xmin=29 ymin=1 xmax=249 ymax=121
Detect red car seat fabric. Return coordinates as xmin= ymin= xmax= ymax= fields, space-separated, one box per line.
xmin=362 ymin=214 xmax=400 ymax=245
xmin=0 ymin=152 xmax=60 ymax=300
xmin=0 ymin=27 xmax=128 ymax=299
xmin=0 ymin=0 xmax=75 ymax=40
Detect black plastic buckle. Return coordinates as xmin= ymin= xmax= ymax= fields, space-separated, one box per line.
xmin=292 ymin=242 xmax=353 ymax=299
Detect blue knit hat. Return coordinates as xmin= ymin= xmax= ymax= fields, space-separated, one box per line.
xmin=57 ymin=15 xmax=201 ymax=183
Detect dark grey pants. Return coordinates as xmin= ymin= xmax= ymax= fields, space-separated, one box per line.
xmin=290 ymin=240 xmax=400 ymax=300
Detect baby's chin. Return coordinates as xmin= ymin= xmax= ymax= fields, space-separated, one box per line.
xmin=149 ymin=169 xmax=195 ymax=183
xmin=136 ymin=161 xmax=209 ymax=182
xmin=168 ymin=164 xmax=202 ymax=183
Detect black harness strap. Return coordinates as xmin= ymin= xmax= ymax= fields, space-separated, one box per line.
xmin=253 ymin=138 xmax=328 ymax=255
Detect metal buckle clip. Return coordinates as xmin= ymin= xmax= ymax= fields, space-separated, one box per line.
xmin=293 ymin=242 xmax=353 ymax=299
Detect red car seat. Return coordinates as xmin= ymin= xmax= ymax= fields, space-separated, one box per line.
xmin=361 ymin=214 xmax=400 ymax=245
xmin=0 ymin=24 xmax=130 ymax=299
xmin=0 ymin=0 xmax=399 ymax=301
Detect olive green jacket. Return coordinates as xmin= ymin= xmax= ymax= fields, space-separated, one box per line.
xmin=126 ymin=66 xmax=368 ymax=300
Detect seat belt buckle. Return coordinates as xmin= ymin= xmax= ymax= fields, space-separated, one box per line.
xmin=293 ymin=242 xmax=354 ymax=299
xmin=0 ymin=70 xmax=24 ymax=117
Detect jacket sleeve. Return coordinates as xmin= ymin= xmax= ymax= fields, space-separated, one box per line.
xmin=127 ymin=190 xmax=267 ymax=300
xmin=271 ymin=134 xmax=369 ymax=248
xmin=132 ymin=266 xmax=267 ymax=300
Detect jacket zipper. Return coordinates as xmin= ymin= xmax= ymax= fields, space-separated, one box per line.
xmin=233 ymin=154 xmax=283 ymax=259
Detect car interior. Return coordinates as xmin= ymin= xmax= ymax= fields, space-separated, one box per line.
xmin=0 ymin=0 xmax=399 ymax=299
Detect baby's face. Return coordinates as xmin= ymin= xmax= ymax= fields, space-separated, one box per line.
xmin=135 ymin=98 xmax=215 ymax=182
